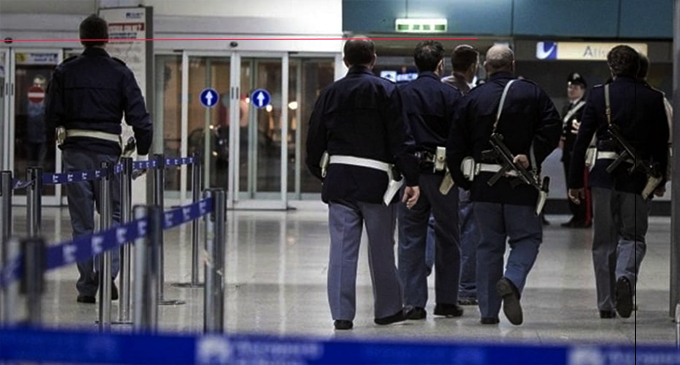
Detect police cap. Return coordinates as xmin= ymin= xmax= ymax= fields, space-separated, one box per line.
xmin=567 ymin=72 xmax=587 ymax=88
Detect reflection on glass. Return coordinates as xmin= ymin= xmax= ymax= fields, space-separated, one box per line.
xmin=156 ymin=55 xmax=182 ymax=192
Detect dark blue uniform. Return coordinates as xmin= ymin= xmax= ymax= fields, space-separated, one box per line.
xmin=561 ymin=97 xmax=592 ymax=226
xmin=306 ymin=65 xmax=418 ymax=323
xmin=45 ymin=47 xmax=152 ymax=299
xmin=568 ymin=76 xmax=668 ymax=317
xmin=447 ymin=72 xmax=561 ymax=323
xmin=397 ymin=71 xmax=462 ymax=314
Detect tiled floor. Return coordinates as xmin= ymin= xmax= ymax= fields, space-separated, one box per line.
xmin=8 ymin=207 xmax=676 ymax=346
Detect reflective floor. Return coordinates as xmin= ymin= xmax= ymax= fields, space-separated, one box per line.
xmin=11 ymin=206 xmax=675 ymax=345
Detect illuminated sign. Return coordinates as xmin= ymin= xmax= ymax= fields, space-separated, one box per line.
xmin=395 ymin=18 xmax=447 ymax=33
xmin=536 ymin=41 xmax=648 ymax=61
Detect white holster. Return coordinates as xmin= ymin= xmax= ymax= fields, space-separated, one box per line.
xmin=329 ymin=155 xmax=404 ymax=205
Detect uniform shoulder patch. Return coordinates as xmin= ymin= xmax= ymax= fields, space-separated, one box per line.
xmin=112 ymin=57 xmax=127 ymax=66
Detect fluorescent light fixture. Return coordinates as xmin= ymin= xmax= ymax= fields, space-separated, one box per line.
xmin=395 ymin=18 xmax=447 ymax=33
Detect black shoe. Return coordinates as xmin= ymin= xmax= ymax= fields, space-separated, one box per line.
xmin=433 ymin=303 xmax=464 ymax=317
xmin=497 ymin=277 xmax=523 ymax=325
xmin=615 ymin=277 xmax=633 ymax=318
xmin=599 ymin=310 xmax=616 ymax=319
xmin=111 ymin=280 xmax=119 ymax=301
xmin=481 ymin=317 xmax=500 ymax=325
xmin=457 ymin=297 xmax=478 ymax=306
xmin=334 ymin=320 xmax=353 ymax=330
xmin=542 ymin=216 xmax=550 ymax=226
xmin=77 ymin=295 xmax=96 ymax=304
xmin=406 ymin=307 xmax=426 ymax=320
xmin=375 ymin=309 xmax=408 ymax=325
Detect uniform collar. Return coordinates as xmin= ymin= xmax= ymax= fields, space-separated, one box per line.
xmin=488 ymin=71 xmax=515 ymax=81
xmin=82 ymin=47 xmax=110 ymax=57
xmin=347 ymin=65 xmax=374 ymax=76
xmin=613 ymin=75 xmax=642 ymax=84
xmin=417 ymin=71 xmax=440 ymax=80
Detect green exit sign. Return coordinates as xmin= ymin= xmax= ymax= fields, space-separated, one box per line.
xmin=395 ymin=18 xmax=447 ymax=33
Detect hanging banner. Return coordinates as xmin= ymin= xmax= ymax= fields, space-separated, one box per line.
xmin=536 ymin=41 xmax=648 ymax=61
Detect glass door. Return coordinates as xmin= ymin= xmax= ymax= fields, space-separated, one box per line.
xmin=0 ymin=49 xmax=9 ymax=171
xmin=10 ymin=49 xmax=62 ymax=205
xmin=230 ymin=53 xmax=288 ymax=210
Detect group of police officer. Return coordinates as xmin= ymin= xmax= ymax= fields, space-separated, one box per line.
xmin=307 ymin=37 xmax=669 ymax=329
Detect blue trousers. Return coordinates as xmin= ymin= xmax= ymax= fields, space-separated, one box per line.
xmin=327 ymin=200 xmax=403 ymax=321
xmin=63 ymin=149 xmax=121 ymax=297
xmin=458 ymin=188 xmax=478 ymax=299
xmin=474 ymin=202 xmax=542 ymax=319
xmin=398 ymin=174 xmax=460 ymax=308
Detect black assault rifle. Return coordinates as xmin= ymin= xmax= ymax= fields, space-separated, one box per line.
xmin=488 ymin=133 xmax=550 ymax=215
xmin=605 ymin=124 xmax=662 ymax=199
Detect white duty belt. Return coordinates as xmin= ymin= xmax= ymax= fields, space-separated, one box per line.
xmin=65 ymin=129 xmax=120 ymax=144
xmin=329 ymin=155 xmax=403 ymax=206
xmin=596 ymin=151 xmax=633 ymax=164
xmin=461 ymin=158 xmax=519 ymax=181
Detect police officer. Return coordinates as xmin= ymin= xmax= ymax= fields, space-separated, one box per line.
xmin=306 ymin=36 xmax=420 ymax=330
xmin=45 ymin=14 xmax=153 ymax=303
xmin=561 ymin=72 xmax=591 ymax=228
xmin=398 ymin=41 xmax=463 ymax=320
xmin=447 ymin=45 xmax=561 ymax=325
xmin=442 ymin=44 xmax=481 ymax=306
xmin=568 ymin=46 xmax=668 ymax=319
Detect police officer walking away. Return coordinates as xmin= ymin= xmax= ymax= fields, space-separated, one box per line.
xmin=306 ymin=36 xmax=420 ymax=330
xmin=45 ymin=14 xmax=153 ymax=303
xmin=568 ymin=46 xmax=668 ymax=319
xmin=398 ymin=41 xmax=463 ymax=320
xmin=442 ymin=44 xmax=481 ymax=306
xmin=447 ymin=45 xmax=561 ymax=325
xmin=560 ymin=72 xmax=591 ymax=228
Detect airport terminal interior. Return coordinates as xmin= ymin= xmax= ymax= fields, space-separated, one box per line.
xmin=0 ymin=0 xmax=679 ymax=364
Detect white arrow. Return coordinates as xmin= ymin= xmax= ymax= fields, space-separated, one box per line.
xmin=205 ymin=91 xmax=214 ymax=106
xmin=256 ymin=92 xmax=265 ymax=107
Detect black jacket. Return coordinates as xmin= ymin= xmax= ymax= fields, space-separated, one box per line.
xmin=45 ymin=47 xmax=152 ymax=156
xmin=447 ymin=72 xmax=561 ymax=206
xmin=560 ymin=97 xmax=586 ymax=163
xmin=305 ymin=66 xmax=419 ymax=204
xmin=569 ymin=76 xmax=668 ymax=194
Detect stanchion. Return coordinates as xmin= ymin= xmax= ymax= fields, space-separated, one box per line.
xmin=26 ymin=167 xmax=42 ymax=238
xmin=676 ymin=303 xmax=680 ymax=349
xmin=0 ymin=171 xmax=12 ymax=242
xmin=118 ymin=157 xmax=133 ymax=324
xmin=173 ymin=153 xmax=204 ymax=288
xmin=134 ymin=205 xmax=159 ymax=333
xmin=21 ymin=237 xmax=45 ymax=326
xmin=204 ymin=188 xmax=226 ymax=333
xmin=98 ymin=162 xmax=113 ymax=332
xmin=0 ymin=237 xmax=20 ymax=326
xmin=151 ymin=154 xmax=184 ymax=305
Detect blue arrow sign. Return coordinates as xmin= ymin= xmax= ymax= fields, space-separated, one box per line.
xmin=199 ymin=88 xmax=219 ymax=108
xmin=250 ymin=89 xmax=271 ymax=109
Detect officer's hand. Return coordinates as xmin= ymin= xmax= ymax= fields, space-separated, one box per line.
xmin=568 ymin=188 xmax=585 ymax=204
xmin=654 ymin=185 xmax=666 ymax=197
xmin=402 ymin=186 xmax=420 ymax=209
xmin=571 ymin=120 xmax=581 ymax=135
xmin=513 ymin=154 xmax=530 ymax=169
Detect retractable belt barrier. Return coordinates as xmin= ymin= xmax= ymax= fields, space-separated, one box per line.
xmin=0 ymin=326 xmax=675 ymax=365
xmin=0 ymin=197 xmax=213 ymax=290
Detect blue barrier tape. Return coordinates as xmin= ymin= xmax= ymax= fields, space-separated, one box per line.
xmin=43 ymin=168 xmax=108 ymax=185
xmin=132 ymin=160 xmax=157 ymax=170
xmin=165 ymin=157 xmax=195 ymax=167
xmin=114 ymin=163 xmax=124 ymax=175
xmin=0 ymin=198 xmax=213 ymax=289
xmin=0 ymin=327 xmax=677 ymax=365
xmin=11 ymin=178 xmax=33 ymax=190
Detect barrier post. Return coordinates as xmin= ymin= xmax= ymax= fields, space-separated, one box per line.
xmin=191 ymin=153 xmax=203 ymax=286
xmin=26 ymin=167 xmax=42 ymax=238
xmin=21 ymin=237 xmax=45 ymax=326
xmin=118 ymin=157 xmax=133 ymax=323
xmin=0 ymin=171 xmax=12 ymax=242
xmin=98 ymin=162 xmax=113 ymax=332
xmin=0 ymin=237 xmax=20 ymax=325
xmin=203 ymin=188 xmax=226 ymax=333
xmin=134 ymin=205 xmax=159 ymax=333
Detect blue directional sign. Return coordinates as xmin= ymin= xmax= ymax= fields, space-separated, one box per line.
xmin=199 ymin=88 xmax=219 ymax=108
xmin=250 ymin=89 xmax=271 ymax=109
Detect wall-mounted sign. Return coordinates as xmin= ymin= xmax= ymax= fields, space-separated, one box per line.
xmin=536 ymin=41 xmax=648 ymax=61
xmin=395 ymin=18 xmax=447 ymax=33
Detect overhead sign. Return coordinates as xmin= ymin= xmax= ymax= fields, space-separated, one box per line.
xmin=199 ymin=88 xmax=219 ymax=108
xmin=27 ymin=86 xmax=45 ymax=104
xmin=251 ymin=89 xmax=271 ymax=109
xmin=536 ymin=41 xmax=648 ymax=61
xmin=395 ymin=18 xmax=447 ymax=33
